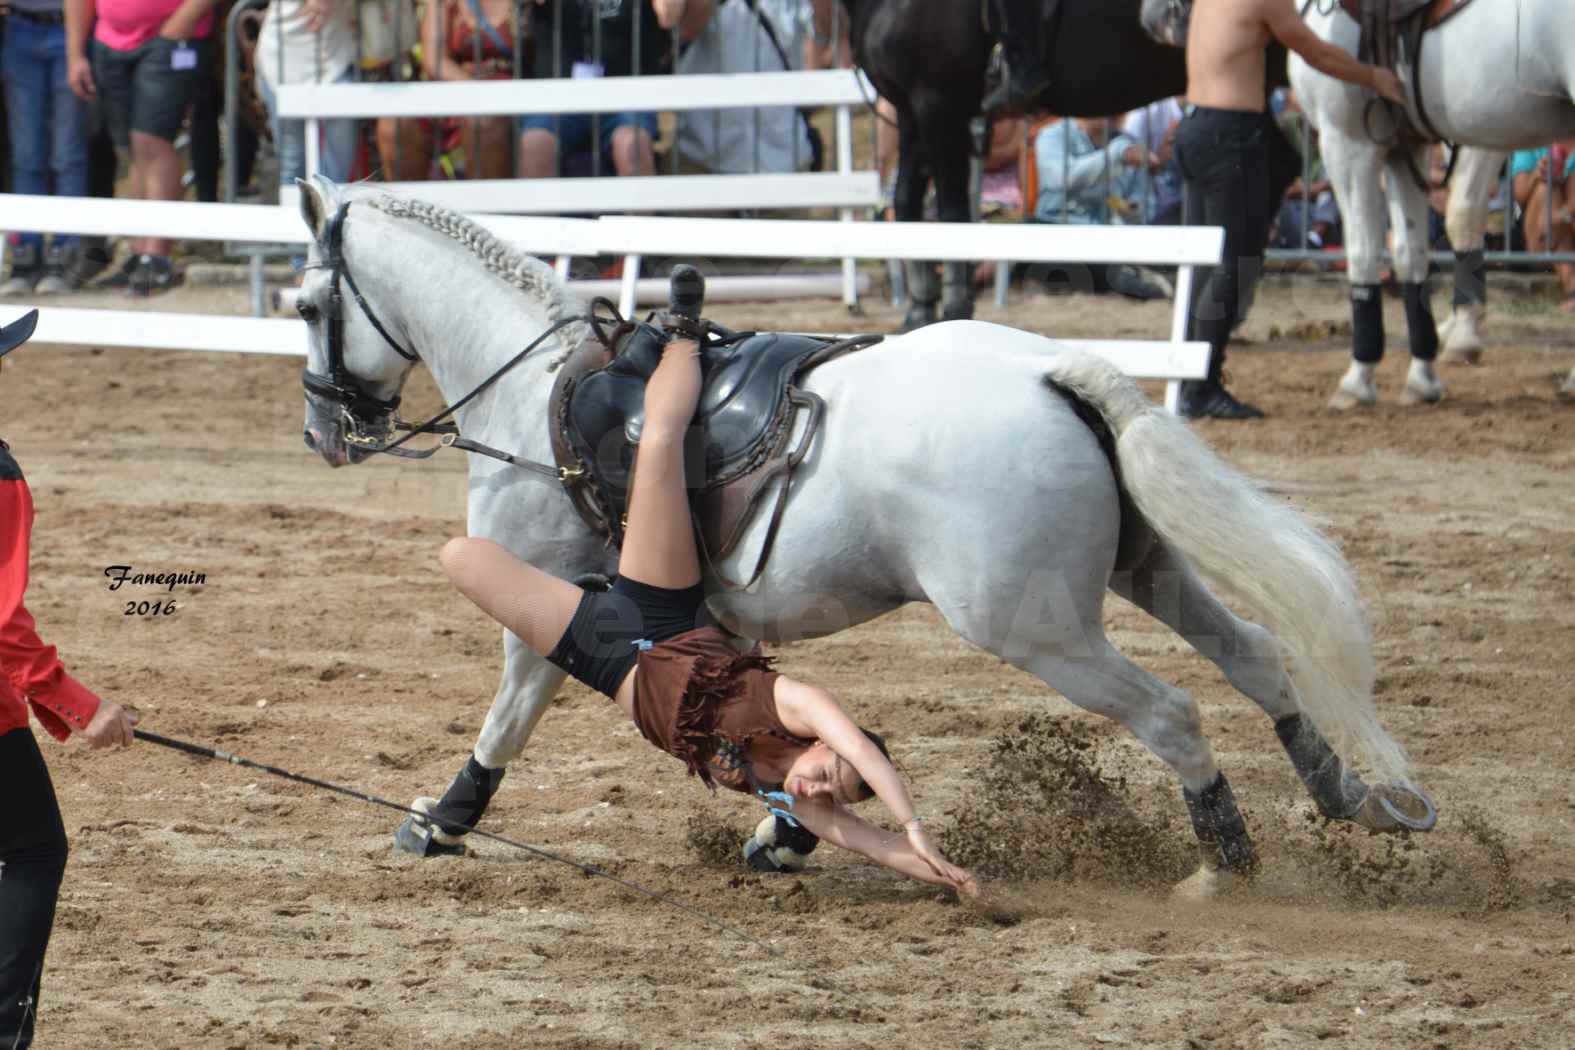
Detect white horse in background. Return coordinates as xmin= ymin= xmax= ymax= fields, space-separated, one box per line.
xmin=291 ymin=176 xmax=1434 ymax=894
xmin=1290 ymin=0 xmax=1575 ymax=407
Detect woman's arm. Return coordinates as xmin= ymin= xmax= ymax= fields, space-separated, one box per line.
xmin=773 ymin=677 xmax=972 ymax=889
xmin=788 ymin=796 xmax=977 ymax=895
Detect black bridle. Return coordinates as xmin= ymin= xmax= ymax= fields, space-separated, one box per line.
xmin=298 ymin=200 xmax=591 ymax=478
xmin=300 ymin=201 xmax=420 ymax=442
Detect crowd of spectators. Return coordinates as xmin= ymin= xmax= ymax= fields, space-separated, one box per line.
xmin=3 ymin=0 xmax=1574 ymax=303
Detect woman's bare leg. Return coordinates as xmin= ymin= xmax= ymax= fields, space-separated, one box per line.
xmin=440 ymin=537 xmax=584 ymax=654
xmin=616 ymin=340 xmax=703 ymax=589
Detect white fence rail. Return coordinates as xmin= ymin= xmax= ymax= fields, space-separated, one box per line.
xmin=0 ymin=203 xmax=1216 ymax=404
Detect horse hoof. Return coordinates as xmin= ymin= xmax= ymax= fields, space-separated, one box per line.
xmin=1559 ymin=371 xmax=1575 ymax=399
xmin=1327 ymin=367 xmax=1377 ymax=411
xmin=1171 ymin=863 xmax=1248 ymax=902
xmin=395 ymin=797 xmax=468 ymax=857
xmin=1400 ymin=364 xmax=1444 ymax=405
xmin=1439 ymin=345 xmax=1483 ymax=366
xmin=1353 ymin=783 xmax=1438 ymax=833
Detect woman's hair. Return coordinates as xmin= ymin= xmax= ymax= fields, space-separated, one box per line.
xmin=848 ymin=727 xmax=890 ymax=803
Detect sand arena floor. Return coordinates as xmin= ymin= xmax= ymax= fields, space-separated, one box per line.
xmin=5 ymin=273 xmax=1574 ymax=1049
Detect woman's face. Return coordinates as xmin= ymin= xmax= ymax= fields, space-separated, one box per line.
xmin=782 ymin=742 xmax=866 ymax=806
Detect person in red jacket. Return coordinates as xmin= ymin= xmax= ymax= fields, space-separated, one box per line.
xmin=0 ymin=311 xmax=140 ymax=1050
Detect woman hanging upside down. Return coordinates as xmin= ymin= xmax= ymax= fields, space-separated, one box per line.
xmin=439 ymin=336 xmax=977 ymax=898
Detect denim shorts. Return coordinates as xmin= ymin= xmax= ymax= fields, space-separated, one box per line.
xmin=91 ymin=35 xmax=212 ymax=146
xmin=519 ymin=110 xmax=659 ymax=159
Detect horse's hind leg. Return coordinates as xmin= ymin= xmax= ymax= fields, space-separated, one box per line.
xmin=1022 ymin=633 xmax=1260 ymax=891
xmin=930 ymin=571 xmax=1259 ymax=890
xmin=1439 ymin=147 xmax=1505 ymax=364
xmin=1108 ymin=537 xmax=1429 ymax=832
xmin=1385 ymin=147 xmax=1444 ymax=405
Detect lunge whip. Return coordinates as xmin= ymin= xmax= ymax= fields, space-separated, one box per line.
xmin=132 ymin=729 xmax=777 ymax=956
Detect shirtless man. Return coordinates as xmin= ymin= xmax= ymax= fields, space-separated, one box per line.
xmin=1174 ymin=0 xmax=1404 ymax=419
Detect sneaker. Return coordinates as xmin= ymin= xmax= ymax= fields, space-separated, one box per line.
xmin=129 ymin=254 xmax=182 ymax=297
xmin=69 ymin=239 xmax=113 ymax=286
xmin=34 ymin=242 xmax=79 ymax=295
xmin=1178 ymin=379 xmax=1266 ymax=420
xmin=1 ymin=241 xmax=42 ymax=296
xmin=97 ymin=253 xmax=143 ymax=290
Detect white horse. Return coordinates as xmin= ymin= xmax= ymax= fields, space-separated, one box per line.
xmin=1290 ymin=0 xmax=1575 ymax=407
xmin=293 ymin=176 xmax=1433 ymax=893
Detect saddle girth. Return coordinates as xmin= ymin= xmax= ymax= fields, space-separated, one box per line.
xmin=1335 ymin=0 xmax=1473 ymax=150
xmin=550 ymin=318 xmax=882 ymax=589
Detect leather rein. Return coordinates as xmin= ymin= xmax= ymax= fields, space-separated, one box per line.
xmin=300 ymin=200 xmax=589 ymax=483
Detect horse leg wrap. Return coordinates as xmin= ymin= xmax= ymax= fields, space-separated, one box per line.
xmin=904 ymin=259 xmax=939 ymax=306
xmin=1403 ymin=282 xmax=1439 ymax=361
xmin=941 ymin=261 xmax=974 ymax=321
xmin=1451 ymin=248 xmax=1486 ymax=308
xmin=1274 ymin=714 xmax=1362 ymax=821
xmin=429 ymin=756 xmax=506 ymax=836
xmin=1351 ymin=284 xmax=1384 ymax=365
xmin=1182 ymin=773 xmax=1259 ymax=876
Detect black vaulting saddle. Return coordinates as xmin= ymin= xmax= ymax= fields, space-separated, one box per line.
xmin=1334 ymin=0 xmax=1474 ymax=145
xmin=549 ymin=267 xmax=881 ymax=588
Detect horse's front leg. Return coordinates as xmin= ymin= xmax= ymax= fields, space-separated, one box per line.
xmin=924 ymin=104 xmax=977 ymax=323
xmin=1385 ymin=146 xmax=1444 ymax=404
xmin=1438 ymin=146 xmax=1505 ymax=365
xmin=397 ymin=632 xmax=566 ymax=856
xmin=1323 ymin=128 xmax=1392 ymax=410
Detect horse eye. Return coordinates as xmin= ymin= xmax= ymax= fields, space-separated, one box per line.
xmin=296 ymin=301 xmax=320 ymax=323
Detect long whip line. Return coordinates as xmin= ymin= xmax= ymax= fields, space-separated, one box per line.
xmin=131 ymin=729 xmax=778 ymax=957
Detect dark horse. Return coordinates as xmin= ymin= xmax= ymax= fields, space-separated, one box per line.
xmin=841 ymin=0 xmax=1298 ymax=330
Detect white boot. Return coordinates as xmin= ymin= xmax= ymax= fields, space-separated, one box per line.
xmin=1328 ymin=361 xmax=1377 ymax=411
xmin=1400 ymin=359 xmax=1445 ymax=405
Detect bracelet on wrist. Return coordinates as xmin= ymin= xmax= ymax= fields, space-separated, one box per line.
xmin=903 ymin=816 xmax=925 ymax=830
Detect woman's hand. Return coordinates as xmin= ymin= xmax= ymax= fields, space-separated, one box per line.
xmin=81 ymin=700 xmax=139 ymax=749
xmin=905 ymin=821 xmax=973 ymax=893
xmin=68 ymin=52 xmax=96 ymax=100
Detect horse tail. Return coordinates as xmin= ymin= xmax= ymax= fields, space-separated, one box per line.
xmin=1041 ymin=350 xmax=1411 ymax=787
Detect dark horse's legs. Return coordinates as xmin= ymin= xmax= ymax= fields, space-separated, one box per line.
xmin=893 ymin=107 xmax=939 ymax=332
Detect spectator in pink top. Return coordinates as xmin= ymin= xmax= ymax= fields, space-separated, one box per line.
xmin=63 ymin=0 xmax=216 ymax=295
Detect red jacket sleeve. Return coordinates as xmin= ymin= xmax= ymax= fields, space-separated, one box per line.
xmin=0 ymin=476 xmax=102 ymax=742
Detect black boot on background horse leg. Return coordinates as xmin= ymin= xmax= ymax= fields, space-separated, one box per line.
xmin=941 ymin=261 xmax=975 ymax=321
xmin=396 ymin=755 xmax=507 ymax=857
xmin=1275 ymin=714 xmax=1437 ymax=832
xmin=900 ymin=259 xmax=940 ymax=332
xmin=1174 ymin=772 xmax=1260 ymax=899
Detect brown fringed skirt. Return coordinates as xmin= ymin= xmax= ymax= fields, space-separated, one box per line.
xmin=628 ymin=626 xmax=778 ymax=791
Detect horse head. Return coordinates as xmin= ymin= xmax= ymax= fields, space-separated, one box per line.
xmin=295 ymin=175 xmax=423 ymax=468
xmin=1139 ymin=0 xmax=1190 ymax=48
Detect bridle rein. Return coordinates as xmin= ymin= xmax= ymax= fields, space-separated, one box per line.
xmin=298 ymin=200 xmax=585 ymax=479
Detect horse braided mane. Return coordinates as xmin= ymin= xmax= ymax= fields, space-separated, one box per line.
xmin=361 ymin=193 xmax=588 ymax=369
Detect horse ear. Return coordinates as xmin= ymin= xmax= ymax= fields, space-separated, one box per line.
xmin=297 ymin=175 xmax=337 ymax=244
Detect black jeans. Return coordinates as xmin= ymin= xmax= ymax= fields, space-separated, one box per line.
xmin=0 ymin=729 xmax=68 ymax=1050
xmin=1174 ymin=106 xmax=1270 ymax=381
